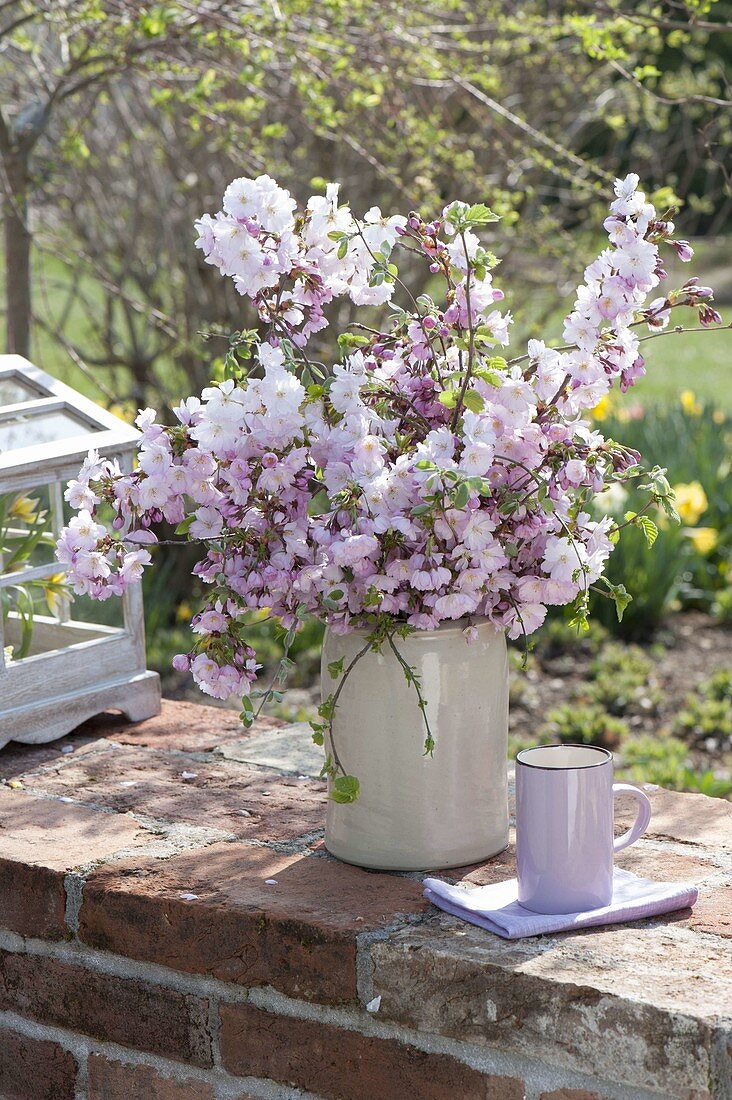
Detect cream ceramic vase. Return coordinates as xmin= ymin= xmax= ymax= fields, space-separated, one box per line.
xmin=321 ymin=618 xmax=509 ymax=871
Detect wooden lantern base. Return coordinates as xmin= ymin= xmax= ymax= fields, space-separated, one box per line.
xmin=0 ymin=669 xmax=161 ymax=747
xmin=1 ymin=613 xmax=161 ymax=749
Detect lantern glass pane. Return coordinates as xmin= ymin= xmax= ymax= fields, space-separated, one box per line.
xmin=0 ymin=376 xmax=42 ymax=404
xmin=0 ymin=409 xmax=95 ymax=451
xmin=0 ymin=485 xmax=56 ymax=577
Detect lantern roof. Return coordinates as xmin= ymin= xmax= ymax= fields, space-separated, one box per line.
xmin=0 ymin=355 xmax=139 ymax=488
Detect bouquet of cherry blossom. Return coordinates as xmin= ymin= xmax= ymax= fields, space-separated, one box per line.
xmin=57 ymin=172 xmax=722 ymax=795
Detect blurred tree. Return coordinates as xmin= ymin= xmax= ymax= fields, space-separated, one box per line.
xmin=0 ymin=0 xmax=234 ymax=358
xmin=1 ymin=0 xmax=729 ymax=385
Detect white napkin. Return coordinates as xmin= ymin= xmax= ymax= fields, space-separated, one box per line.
xmin=423 ymin=867 xmax=699 ymax=940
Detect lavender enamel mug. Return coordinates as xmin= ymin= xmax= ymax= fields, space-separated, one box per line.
xmin=515 ymin=744 xmax=652 ymax=914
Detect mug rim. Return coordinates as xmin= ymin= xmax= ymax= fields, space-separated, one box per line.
xmin=516 ymin=743 xmax=612 ymax=771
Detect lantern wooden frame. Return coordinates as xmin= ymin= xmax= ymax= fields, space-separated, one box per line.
xmin=0 ymin=355 xmax=160 ymax=748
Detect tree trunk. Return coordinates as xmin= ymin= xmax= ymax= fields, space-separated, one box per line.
xmin=3 ymin=149 xmax=31 ymax=358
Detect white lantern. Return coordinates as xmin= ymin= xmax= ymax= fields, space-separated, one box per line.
xmin=0 ymin=355 xmax=160 ymax=747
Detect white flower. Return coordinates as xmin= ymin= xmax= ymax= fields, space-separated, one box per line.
xmin=542 ymin=536 xmax=587 ymax=584
xmin=66 ymin=510 xmax=105 ymax=551
xmin=189 ymin=506 xmax=224 ymax=539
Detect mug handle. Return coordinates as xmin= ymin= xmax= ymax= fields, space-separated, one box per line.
xmin=613 ymin=782 xmax=652 ymax=852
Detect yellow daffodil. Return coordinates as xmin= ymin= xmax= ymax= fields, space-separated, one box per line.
xmin=590 ymin=395 xmax=612 ymax=422
xmin=680 ymin=390 xmax=702 ymax=416
xmin=8 ymin=494 xmax=40 ymax=524
xmin=673 ymin=481 xmax=708 ymax=525
xmin=686 ymin=527 xmax=718 ymax=555
xmin=108 ymin=402 xmax=137 ymax=424
xmin=42 ymin=573 xmax=69 ymax=616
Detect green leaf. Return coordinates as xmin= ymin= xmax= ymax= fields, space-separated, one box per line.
xmin=475 ymin=368 xmax=501 ymax=387
xmin=465 ymin=203 xmax=500 ymax=226
xmin=437 ymin=389 xmax=458 ymax=408
xmin=454 ymin=482 xmax=470 ymax=509
xmin=308 ymin=489 xmax=331 ymax=517
xmin=606 ymin=581 xmax=633 ymax=622
xmin=638 ymin=516 xmax=658 ymax=547
xmin=239 ymin=696 xmax=254 ymax=728
xmin=175 ymin=515 xmax=194 ymax=536
xmin=330 ymin=775 xmax=360 ymax=803
xmin=462 ymin=389 xmax=484 ymax=413
xmin=328 ymin=657 xmax=345 ymax=679
xmin=568 ymin=591 xmax=590 ymax=633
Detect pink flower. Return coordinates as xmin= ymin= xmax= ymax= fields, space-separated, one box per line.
xmin=56 ymin=168 xmax=718 ymax=708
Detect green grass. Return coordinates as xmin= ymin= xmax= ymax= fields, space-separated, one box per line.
xmin=626 ymin=327 xmax=730 ymax=408
xmin=1 ymin=247 xmax=121 ymax=404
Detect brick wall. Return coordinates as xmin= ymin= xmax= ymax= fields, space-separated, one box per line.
xmin=0 ymin=701 xmax=729 ymax=1100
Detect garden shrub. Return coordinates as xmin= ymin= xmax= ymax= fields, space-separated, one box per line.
xmin=590 ymin=398 xmax=732 ymax=639
xmin=541 ymin=703 xmax=629 ymax=750
xmin=713 ymin=586 xmax=732 ymax=625
xmin=619 ymin=734 xmax=732 ymax=798
xmin=584 ymin=642 xmax=660 ymax=715
xmin=672 ymin=670 xmax=732 ymax=750
xmin=533 ymin=615 xmax=609 ymax=665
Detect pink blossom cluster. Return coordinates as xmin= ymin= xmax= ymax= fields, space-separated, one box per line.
xmin=58 ymin=173 xmax=718 ymax=701
xmin=194 ymin=177 xmax=405 ymax=346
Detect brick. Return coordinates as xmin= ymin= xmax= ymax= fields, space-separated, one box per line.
xmin=20 ymin=744 xmax=326 ymax=842
xmin=539 ymin=1091 xmax=602 ymax=1100
xmin=0 ymin=734 xmax=100 ymax=781
xmin=219 ymin=1003 xmax=524 ymax=1100
xmin=0 ymin=859 xmax=66 ymax=940
xmin=74 ymin=698 xmax=282 ymax=752
xmin=0 ymin=1028 xmax=77 ymax=1100
xmin=87 ymin=1056 xmax=215 ymax=1100
xmin=79 ymin=843 xmax=426 ymax=1003
xmin=0 ymin=788 xmax=147 ymax=868
xmin=0 ymin=788 xmax=148 ymax=938
xmin=685 ymin=885 xmax=732 ymax=937
xmin=0 ymin=949 xmax=212 ymax=1066
xmin=370 ymin=920 xmax=729 ymax=1097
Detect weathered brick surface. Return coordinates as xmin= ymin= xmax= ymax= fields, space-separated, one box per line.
xmin=0 ymin=734 xmax=100 ymax=781
xmin=78 ymin=842 xmax=426 ymax=1003
xmin=74 ymin=699 xmax=282 ymax=752
xmin=0 ymin=788 xmax=147 ymax=867
xmin=20 ymin=744 xmax=327 ymax=841
xmin=87 ymin=1056 xmax=215 ymax=1100
xmin=0 ymin=1029 xmax=77 ymax=1099
xmin=0 ymin=949 xmax=212 ymax=1066
xmin=219 ymin=1003 xmax=524 ymax=1100
xmin=0 ymin=788 xmax=148 ymax=938
xmin=370 ymin=919 xmax=729 ymax=1098
xmin=539 ymin=1091 xmax=602 ymax=1100
xmin=0 ymin=859 xmax=65 ymax=940
xmin=0 ymin=701 xmax=729 ymax=1099
xmin=686 ymin=885 xmax=732 ymax=937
